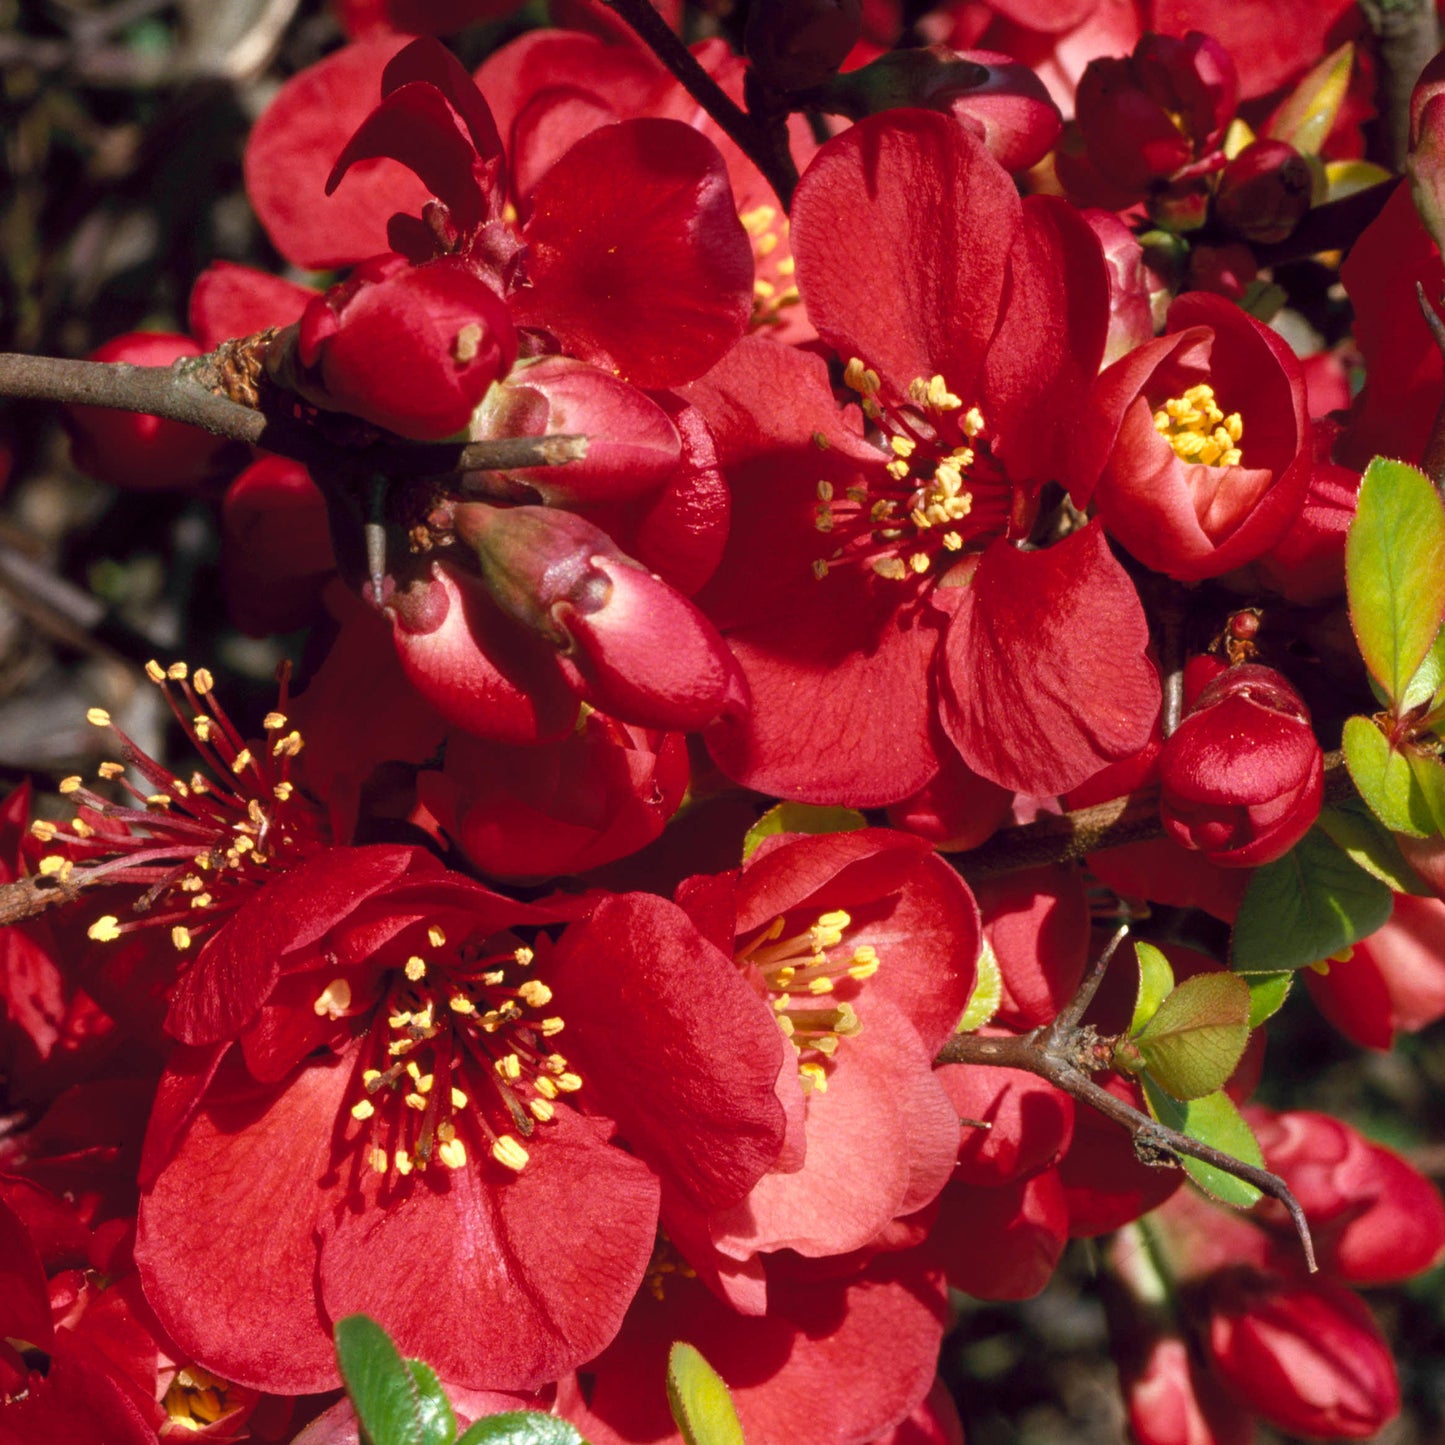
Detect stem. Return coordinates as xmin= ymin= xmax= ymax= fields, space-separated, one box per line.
xmin=1046 ymin=923 xmax=1129 ymax=1046
xmin=936 ymin=1028 xmax=1318 ymax=1273
xmin=1360 ymin=0 xmax=1440 ymax=171
xmin=0 ymin=352 xmax=587 ymax=481
xmin=600 ymin=0 xmax=800 ymax=210
xmin=1416 ymin=283 xmax=1445 ymax=494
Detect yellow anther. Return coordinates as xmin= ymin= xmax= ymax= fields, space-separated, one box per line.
xmin=405 ymin=955 xmax=427 ymax=981
xmin=88 ymin=915 xmax=121 ymax=942
xmin=540 ymin=1016 xmax=565 ymax=1036
xmin=30 ymin=821 xmax=56 ymax=842
xmin=496 ymin=1053 xmax=522 ymax=1080
xmin=230 ymin=749 xmax=253 ymax=774
xmin=404 ymin=1092 xmax=427 ymax=1111
xmin=394 ymin=1149 xmax=413 ymax=1175
xmin=351 ymin=1099 xmax=375 ymax=1121
xmin=145 ymin=660 xmax=166 ymax=683
xmin=313 ymin=978 xmax=352 ymax=1017
xmin=909 ymin=553 xmax=930 ymax=574
xmin=193 ymin=669 xmax=213 ymax=694
xmin=811 ymin=558 xmax=830 ymax=580
xmin=808 ymin=977 xmax=836 ymax=995
xmin=756 ymin=232 xmax=779 ymax=257
xmin=962 ymin=406 xmax=985 ymax=436
xmin=513 ymin=946 xmax=535 ymax=968
xmin=1154 ymin=383 xmax=1244 ymax=466
xmin=362 ymin=1069 xmax=382 ymax=1088
xmin=37 ymin=854 xmax=68 ymax=877
xmin=534 ymin=1076 xmax=559 ymax=1099
xmin=86 ymin=707 xmax=111 ymax=727
xmin=452 ymin=322 xmax=482 ymax=364
xmin=371 ymin=1148 xmax=389 ymax=1173
xmin=886 ymin=458 xmax=911 ymax=481
xmin=778 ymin=256 xmax=796 ymax=276
xmin=272 ymin=731 xmax=304 ymax=759
xmin=739 ymin=205 xmax=777 ymax=236
xmin=943 ymin=531 xmax=963 ymax=551
xmin=164 ymin=662 xmax=187 ymax=681
xmin=871 ymin=557 xmax=908 ymax=581
xmin=492 ymin=1135 xmax=530 ymax=1171
xmin=835 ymin=1002 xmax=861 ymax=1035
xmin=273 ymin=781 xmax=294 ymax=802
xmin=776 ymin=1014 xmax=795 ymax=1038
xmin=848 ymin=946 xmax=880 ymax=979
xmin=529 ymin=1098 xmax=555 ymax=1122
xmin=263 ymin=712 xmax=287 ymax=731
xmin=171 ymin=925 xmax=192 ymax=951
xmin=58 ymin=776 xmax=81 ymax=794
xmin=518 ymin=980 xmax=553 ymax=1008
xmin=405 ymin=1060 xmax=422 ymax=1081
xmin=844 ymin=358 xmax=880 ymax=396
xmin=754 ymin=278 xmax=777 ymax=300
xmin=816 ymin=479 xmax=834 ymax=501
xmin=426 ymin=925 xmax=447 ymax=948
xmin=890 ymin=435 xmax=916 ymax=459
xmin=449 ymin=995 xmax=475 ymax=1014
xmin=438 ymin=1137 xmax=467 ymax=1169
xmin=554 ymin=1072 xmax=583 ymax=1092
xmin=191 ymin=892 xmax=213 ymax=910
xmin=451 ymin=1086 xmax=468 ymax=1108
xmin=799 ymin=1061 xmax=829 ymax=1093
xmin=193 ymin=718 xmax=213 ymax=743
xmin=146 ymin=794 xmax=172 ymax=809
xmin=71 ymin=818 xmax=95 ymax=838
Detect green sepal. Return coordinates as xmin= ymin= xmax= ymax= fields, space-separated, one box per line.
xmin=333 ymin=1315 xmax=423 ymax=1445
xmin=1343 ymin=714 xmax=1437 ymax=837
xmin=956 ymin=936 xmax=1002 ymax=1033
xmin=1231 ymin=826 xmax=1394 ymax=972
xmin=1128 ymin=941 xmax=1176 ymax=1038
xmin=741 ymin=802 xmax=866 ymax=861
xmin=1141 ymin=1079 xmax=1265 ymax=1208
xmin=455 ymin=1415 xmax=587 ymax=1445
xmin=1132 ymin=972 xmax=1252 ymax=1101
xmin=1316 ymin=801 xmax=1436 ymax=894
xmin=1345 ymin=457 xmax=1445 ymax=705
xmin=666 ymin=1342 xmax=746 ymax=1445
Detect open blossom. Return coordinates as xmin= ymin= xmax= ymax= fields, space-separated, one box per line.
xmin=687 ymin=110 xmax=1159 ymax=806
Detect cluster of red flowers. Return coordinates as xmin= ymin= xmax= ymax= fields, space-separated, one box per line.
xmin=7 ymin=1 xmax=1445 ymax=1442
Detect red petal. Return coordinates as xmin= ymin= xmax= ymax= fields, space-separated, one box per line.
xmin=939 ymin=526 xmax=1160 ymax=794
xmin=516 ymin=119 xmax=752 ymax=388
xmin=188 ymin=262 xmax=315 ymax=350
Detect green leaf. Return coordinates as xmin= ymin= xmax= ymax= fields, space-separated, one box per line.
xmin=1316 ymin=801 xmax=1436 ymax=894
xmin=741 ymin=802 xmax=866 ymax=861
xmin=1244 ymin=971 xmax=1294 ymax=1028
xmin=1133 ymin=972 xmax=1252 ymax=1100
xmin=667 ymin=1343 xmax=746 ymax=1445
xmin=1401 ymin=626 xmax=1445 ymax=714
xmin=1406 ymin=749 xmax=1445 ymax=834
xmin=956 ymin=936 xmax=1002 ymax=1032
xmin=1265 ymin=42 xmax=1353 ymax=155
xmin=1346 ymin=456 xmax=1445 ymax=704
xmin=1128 ymin=941 xmax=1176 ymax=1037
xmin=1343 ymin=714 xmax=1437 ymax=837
xmin=455 ymin=1415 xmax=586 ymax=1445
xmin=407 ymin=1361 xmax=457 ymax=1445
xmin=334 ymin=1316 xmax=422 ymax=1445
xmin=1141 ymin=1079 xmax=1265 ymax=1208
xmin=1231 ymin=826 xmax=1394 ymax=972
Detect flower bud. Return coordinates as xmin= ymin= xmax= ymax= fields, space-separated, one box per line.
xmin=1158 ymin=664 xmax=1322 ymax=867
xmin=1084 ymin=210 xmax=1163 ymax=368
xmin=65 ymin=333 xmax=226 ymax=490
xmin=1123 ymin=1334 xmax=1254 ymax=1445
xmin=290 ymin=254 xmax=516 ymax=440
xmin=457 ymin=504 xmax=747 ymax=731
xmin=1202 ymin=1268 xmax=1400 ymax=1440
xmin=1076 ymin=32 xmax=1237 ymax=191
xmin=744 ymin=0 xmax=862 ymax=93
xmin=469 ymin=356 xmax=682 ymax=506
xmin=1213 ymin=139 xmax=1313 ymax=244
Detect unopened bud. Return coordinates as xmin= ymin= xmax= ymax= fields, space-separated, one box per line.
xmin=1214 ymin=140 xmax=1313 ymax=244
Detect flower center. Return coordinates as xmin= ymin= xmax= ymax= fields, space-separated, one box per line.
xmin=740 ymin=204 xmax=801 ymax=330
xmin=162 ymin=1364 xmax=244 ymax=1432
xmin=1153 ymin=383 xmax=1243 ymax=466
xmin=338 ymin=930 xmax=576 ymax=1178
xmin=735 ymin=907 xmax=879 ymax=1094
xmin=643 ymin=1233 xmax=697 ymax=1302
xmin=811 ymin=360 xmax=1011 ymax=583
xmin=32 ymin=661 xmax=327 ymax=956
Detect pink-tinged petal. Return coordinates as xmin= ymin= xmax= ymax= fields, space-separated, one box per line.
xmin=932 ymin=1166 xmax=1069 ymax=1299
xmin=244 ymin=38 xmax=424 ymax=270
xmin=706 ymin=578 xmax=944 ymax=807
xmin=942 ymin=1062 xmax=1075 ymax=1187
xmin=0 ymin=1195 xmax=54 ymax=1350
xmin=711 ymin=1007 xmax=955 ymax=1258
xmin=939 ymin=526 xmax=1159 ymax=794
xmin=516 ymin=119 xmax=753 ymax=388
xmin=138 ymin=1042 xmax=229 ymax=1184
xmin=547 ymin=893 xmax=787 ymax=1210
xmin=319 ymin=1107 xmax=658 ymax=1392
xmin=977 ymin=865 xmax=1090 ymax=1031
xmin=982 ymin=194 xmax=1109 ymax=485
xmin=509 ymin=88 xmax=621 ymax=205
xmin=791 ymin=110 xmax=1018 ymax=400
xmin=188 ymin=262 xmax=315 ymax=350
xmin=387 ymin=561 xmax=579 ymax=744
xmin=164 ymin=845 xmax=421 ymax=1045
xmin=136 ymin=1057 xmax=349 ymax=1393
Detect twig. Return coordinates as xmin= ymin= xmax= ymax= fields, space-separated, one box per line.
xmin=936 ymin=1028 xmax=1318 ymax=1272
xmin=1046 ymin=923 xmax=1129 ymax=1046
xmin=0 ymin=352 xmax=588 ymax=481
xmin=601 ymin=0 xmax=800 ymax=210
xmin=1360 ymin=0 xmax=1441 ymax=171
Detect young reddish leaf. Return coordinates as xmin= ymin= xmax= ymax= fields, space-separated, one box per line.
xmin=333 ymin=1314 xmax=424 ymax=1445
xmin=1128 ymin=940 xmax=1177 ymax=1037
xmin=1133 ymin=972 xmax=1252 ymax=1100
xmin=667 ymin=1342 xmax=747 ymax=1445
xmin=1345 ymin=457 xmax=1445 ymax=704
xmin=1231 ymin=826 xmax=1394 ymax=973
xmin=741 ymin=801 xmax=867 ymax=860
xmin=1343 ymin=714 xmax=1437 ymax=837
xmin=1141 ymin=1080 xmax=1265 ymax=1208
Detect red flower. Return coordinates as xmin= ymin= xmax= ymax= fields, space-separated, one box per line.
xmin=136 ymin=856 xmax=789 ymax=1395
xmin=687 ymin=112 xmax=1158 ymax=804
xmin=1073 ymin=292 xmax=1312 ymax=582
